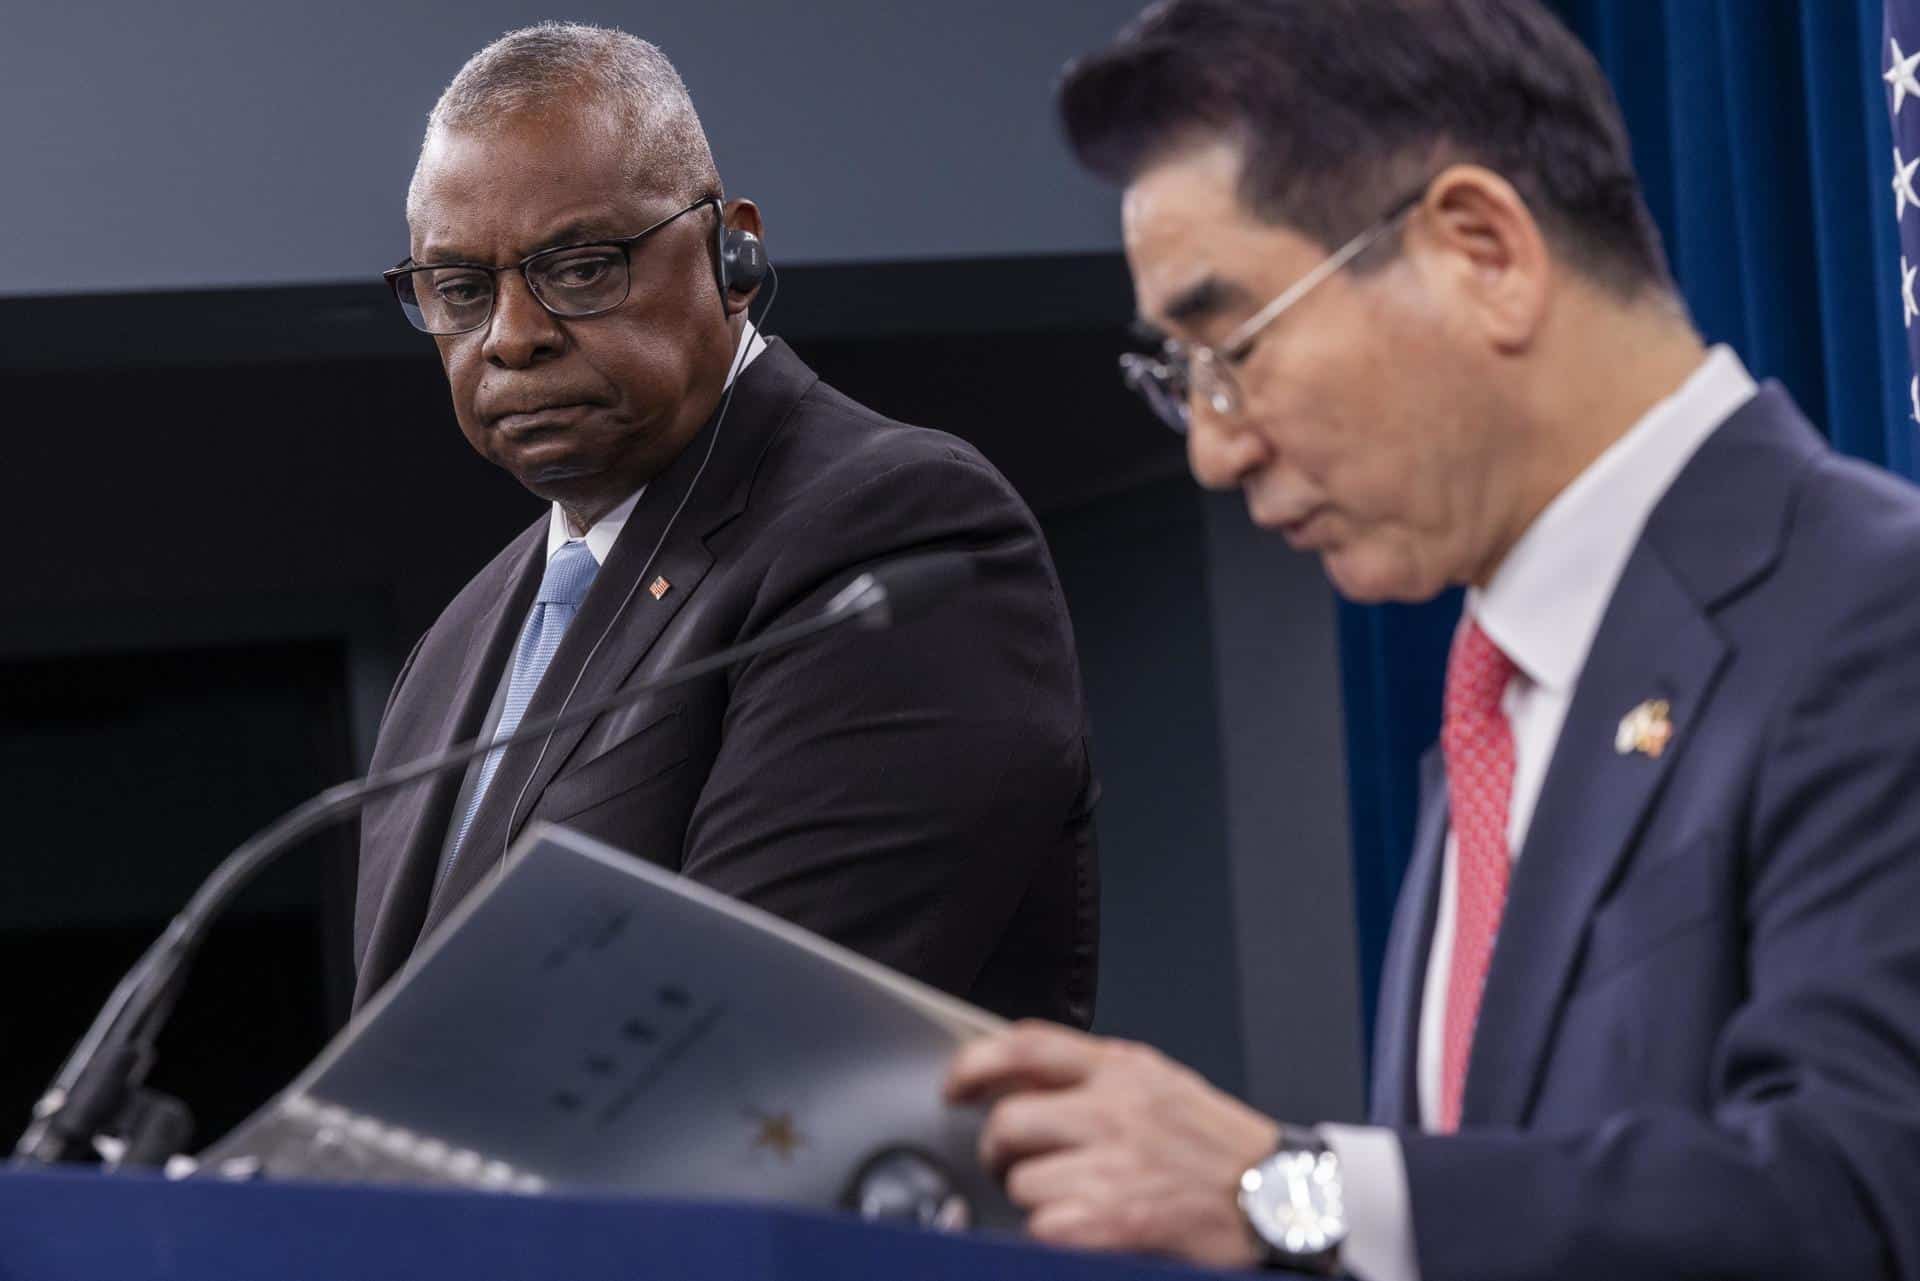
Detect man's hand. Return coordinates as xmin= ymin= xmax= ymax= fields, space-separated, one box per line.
xmin=945 ymin=1020 xmax=1282 ymax=1269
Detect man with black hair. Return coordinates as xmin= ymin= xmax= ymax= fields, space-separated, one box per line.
xmin=948 ymin=1 xmax=1920 ymax=1277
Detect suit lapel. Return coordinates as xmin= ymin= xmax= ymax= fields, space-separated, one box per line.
xmin=420 ymin=488 xmax=715 ymax=930
xmin=353 ymin=523 xmax=545 ymax=1003
xmin=1370 ymin=746 xmax=1450 ymax=1127
xmin=416 ymin=340 xmax=818 ymax=941
xmin=1462 ymin=384 xmax=1814 ymax=1126
xmin=1465 ymin=551 xmax=1726 ymax=1125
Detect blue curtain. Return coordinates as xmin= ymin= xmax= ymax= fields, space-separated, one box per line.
xmin=1341 ymin=0 xmax=1916 ymax=1034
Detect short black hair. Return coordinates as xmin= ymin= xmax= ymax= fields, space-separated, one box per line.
xmin=1059 ymin=0 xmax=1671 ymax=297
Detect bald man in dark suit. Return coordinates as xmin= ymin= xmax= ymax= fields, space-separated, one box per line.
xmin=355 ymin=23 xmax=1097 ymax=1028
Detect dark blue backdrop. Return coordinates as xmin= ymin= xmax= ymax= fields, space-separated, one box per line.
xmin=1340 ymin=0 xmax=1917 ymax=1030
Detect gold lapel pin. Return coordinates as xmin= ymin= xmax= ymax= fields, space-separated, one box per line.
xmin=648 ymin=576 xmax=672 ymax=600
xmin=1614 ymin=698 xmax=1674 ymax=759
xmin=745 ymin=1107 xmax=805 ymax=1161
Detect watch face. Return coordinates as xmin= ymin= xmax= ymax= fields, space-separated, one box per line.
xmin=1240 ymin=1148 xmax=1349 ymax=1257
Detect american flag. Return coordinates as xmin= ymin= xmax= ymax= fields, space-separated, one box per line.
xmin=1889 ymin=2 xmax=1920 ymax=421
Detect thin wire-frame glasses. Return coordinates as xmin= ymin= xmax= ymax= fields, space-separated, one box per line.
xmin=1119 ymin=187 xmax=1426 ymax=434
xmin=384 ymin=196 xmax=718 ymax=335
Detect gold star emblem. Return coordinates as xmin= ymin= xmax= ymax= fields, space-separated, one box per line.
xmin=747 ymin=1108 xmax=804 ymax=1161
xmin=1614 ymin=699 xmax=1674 ymax=759
xmin=649 ymin=576 xmax=672 ymax=600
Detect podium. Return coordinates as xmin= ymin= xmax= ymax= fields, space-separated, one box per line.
xmin=0 ymin=1168 xmax=1252 ymax=1280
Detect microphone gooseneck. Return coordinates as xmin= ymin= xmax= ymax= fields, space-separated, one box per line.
xmin=11 ymin=545 xmax=970 ymax=1171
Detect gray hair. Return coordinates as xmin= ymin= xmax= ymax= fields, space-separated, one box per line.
xmin=412 ymin=21 xmax=720 ymax=210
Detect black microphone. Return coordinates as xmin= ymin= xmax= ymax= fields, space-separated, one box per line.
xmin=12 ymin=551 xmax=976 ymax=1170
xmin=833 ymin=551 xmax=977 ymax=631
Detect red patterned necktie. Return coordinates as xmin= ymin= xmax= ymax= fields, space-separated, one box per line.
xmin=1438 ymin=618 xmax=1519 ymax=1133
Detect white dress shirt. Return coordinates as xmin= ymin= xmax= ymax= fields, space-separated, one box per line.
xmin=1320 ymin=345 xmax=1758 ymax=1281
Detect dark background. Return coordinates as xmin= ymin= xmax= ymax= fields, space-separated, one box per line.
xmin=12 ymin=0 xmax=1911 ymax=1170
xmin=0 ymin=248 xmax=1364 ymax=1150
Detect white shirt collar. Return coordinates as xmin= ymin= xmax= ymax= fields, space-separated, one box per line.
xmin=544 ymin=321 xmax=768 ymax=565
xmin=1469 ymin=344 xmax=1758 ymax=693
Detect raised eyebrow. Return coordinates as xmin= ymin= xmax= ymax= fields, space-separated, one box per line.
xmin=415 ymin=221 xmax=624 ymax=267
xmin=526 ymin=221 xmax=626 ymax=254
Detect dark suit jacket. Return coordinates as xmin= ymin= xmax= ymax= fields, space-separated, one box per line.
xmin=354 ymin=340 xmax=1098 ymax=1027
xmin=1368 ymin=386 xmax=1920 ymax=1279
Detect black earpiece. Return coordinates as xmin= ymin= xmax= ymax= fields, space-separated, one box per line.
xmin=718 ymin=225 xmax=769 ymax=295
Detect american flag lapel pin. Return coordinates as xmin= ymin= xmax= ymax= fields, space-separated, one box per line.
xmin=649 ymin=576 xmax=672 ymax=600
xmin=1614 ymin=698 xmax=1674 ymax=759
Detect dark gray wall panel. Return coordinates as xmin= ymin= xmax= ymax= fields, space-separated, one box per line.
xmin=3 ymin=0 xmax=1139 ymax=296
xmin=1045 ymin=478 xmax=1248 ymax=1096
xmin=1201 ymin=494 xmax=1364 ymax=1123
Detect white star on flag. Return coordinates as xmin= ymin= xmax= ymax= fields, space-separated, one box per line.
xmin=1896 ymin=148 xmax=1920 ymax=220
xmin=1890 ymin=38 xmax=1920 ymax=113
xmin=1890 ymin=5 xmax=1920 ymax=448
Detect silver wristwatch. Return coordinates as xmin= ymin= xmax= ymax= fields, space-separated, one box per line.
xmin=1237 ymin=1125 xmax=1348 ymax=1275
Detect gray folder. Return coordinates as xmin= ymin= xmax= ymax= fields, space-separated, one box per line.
xmin=197 ymin=823 xmax=1013 ymax=1228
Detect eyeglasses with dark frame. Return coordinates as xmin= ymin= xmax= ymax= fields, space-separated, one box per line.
xmin=383 ymin=195 xmax=720 ymax=336
xmin=1119 ymin=186 xmax=1427 ymax=435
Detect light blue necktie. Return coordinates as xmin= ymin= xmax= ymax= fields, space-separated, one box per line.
xmin=445 ymin=538 xmax=600 ymax=872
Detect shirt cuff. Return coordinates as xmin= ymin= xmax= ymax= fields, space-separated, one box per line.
xmin=1318 ymin=1123 xmax=1419 ymax=1281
